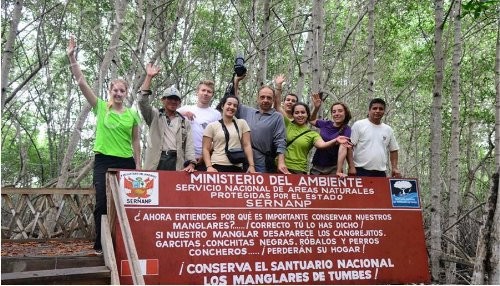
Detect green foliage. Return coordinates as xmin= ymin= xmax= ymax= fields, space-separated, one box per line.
xmin=462 ymin=0 xmax=500 ymax=19
xmin=1 ymin=0 xmax=498 ymax=197
xmin=1 ymin=1 xmax=498 ymax=282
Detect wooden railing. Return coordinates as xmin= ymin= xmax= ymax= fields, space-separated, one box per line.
xmin=2 ymin=175 xmax=141 ymax=284
xmin=1 ymin=188 xmax=95 ymax=240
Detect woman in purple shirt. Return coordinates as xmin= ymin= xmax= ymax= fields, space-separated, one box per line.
xmin=309 ymin=93 xmax=354 ymax=175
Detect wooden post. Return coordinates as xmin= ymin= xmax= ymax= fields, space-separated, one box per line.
xmin=106 ymin=171 xmax=145 ymax=285
xmin=101 ymin=215 xmax=120 ymax=285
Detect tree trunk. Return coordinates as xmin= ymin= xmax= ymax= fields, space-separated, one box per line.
xmin=445 ymin=0 xmax=462 ymax=283
xmin=491 ymin=173 xmax=500 ymax=283
xmin=56 ymin=0 xmax=127 ymax=189
xmin=256 ymin=0 xmax=271 ymax=87
xmin=430 ymin=0 xmax=445 ymax=282
xmin=473 ymin=13 xmax=500 ymax=284
xmin=51 ymin=0 xmax=128 ymax=238
xmin=488 ymin=9 xmax=500 ymax=284
xmin=472 ymin=171 xmax=500 ymax=284
xmin=310 ymin=0 xmax=325 ymax=93
xmin=366 ymin=0 xmax=375 ymax=97
xmin=296 ymin=31 xmax=312 ymax=101
xmin=496 ymin=6 xmax=500 ymax=171
xmin=1 ymin=0 xmax=23 ymax=111
xmin=284 ymin=0 xmax=305 ymax=93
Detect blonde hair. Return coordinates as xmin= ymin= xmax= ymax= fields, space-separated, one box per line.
xmin=107 ymin=79 xmax=129 ymax=108
xmin=197 ymin=80 xmax=215 ymax=92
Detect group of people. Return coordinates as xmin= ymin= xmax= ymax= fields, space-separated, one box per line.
xmin=67 ymin=37 xmax=401 ymax=253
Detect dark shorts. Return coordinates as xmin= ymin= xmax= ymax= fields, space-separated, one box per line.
xmin=355 ymin=167 xmax=386 ymax=177
xmin=288 ymin=169 xmax=307 ymax=175
xmin=212 ymin=164 xmax=244 ymax=173
xmin=310 ymin=164 xmax=337 ymax=175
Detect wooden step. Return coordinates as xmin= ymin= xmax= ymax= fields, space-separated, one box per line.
xmin=1 ymin=266 xmax=111 ymax=285
xmin=1 ymin=256 xmax=105 ymax=273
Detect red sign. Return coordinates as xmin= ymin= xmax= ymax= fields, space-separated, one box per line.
xmin=114 ymin=171 xmax=430 ymax=285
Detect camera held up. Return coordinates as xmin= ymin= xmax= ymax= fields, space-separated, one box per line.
xmin=234 ymin=53 xmax=247 ymax=77
xmin=223 ymin=53 xmax=247 ymax=101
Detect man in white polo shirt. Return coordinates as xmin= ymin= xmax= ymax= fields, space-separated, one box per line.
xmin=350 ymin=98 xmax=401 ymax=178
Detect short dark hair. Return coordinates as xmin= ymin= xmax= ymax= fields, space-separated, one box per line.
xmin=285 ymin=93 xmax=299 ymax=102
xmin=292 ymin=102 xmax=311 ymax=121
xmin=369 ymin=98 xmax=386 ymax=109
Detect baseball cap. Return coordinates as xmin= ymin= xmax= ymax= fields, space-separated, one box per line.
xmin=162 ymin=85 xmax=181 ymax=100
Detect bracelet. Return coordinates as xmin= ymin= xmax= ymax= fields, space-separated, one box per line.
xmin=249 ymin=164 xmax=255 ymax=167
xmin=206 ymin=165 xmax=212 ymax=168
xmin=140 ymin=89 xmax=152 ymax=95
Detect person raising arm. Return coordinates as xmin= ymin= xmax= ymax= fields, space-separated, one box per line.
xmin=233 ymin=73 xmax=289 ymax=174
xmin=309 ymin=93 xmax=355 ymax=176
xmin=284 ymin=102 xmax=351 ymax=174
xmin=68 ymin=35 xmax=141 ymax=254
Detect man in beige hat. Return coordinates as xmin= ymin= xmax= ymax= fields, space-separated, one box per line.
xmin=138 ymin=63 xmax=196 ymax=171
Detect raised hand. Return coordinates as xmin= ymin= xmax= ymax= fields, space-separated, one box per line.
xmin=146 ymin=63 xmax=160 ymax=78
xmin=67 ymin=35 xmax=77 ymax=57
xmin=311 ymin=93 xmax=322 ymax=109
xmin=234 ymin=73 xmax=247 ymax=84
xmin=274 ymin=74 xmax=285 ymax=86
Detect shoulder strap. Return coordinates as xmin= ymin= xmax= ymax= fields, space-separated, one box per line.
xmin=219 ymin=120 xmax=231 ymax=153
xmin=178 ymin=111 xmax=187 ymax=151
xmin=176 ymin=111 xmax=186 ymax=121
xmin=220 ymin=119 xmax=242 ymax=152
xmin=287 ymin=130 xmax=312 ymax=147
xmin=232 ymin=119 xmax=241 ymax=140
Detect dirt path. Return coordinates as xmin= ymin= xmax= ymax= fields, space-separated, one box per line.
xmin=1 ymin=240 xmax=98 ymax=257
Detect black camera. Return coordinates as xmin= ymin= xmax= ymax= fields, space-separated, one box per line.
xmin=234 ymin=53 xmax=247 ymax=77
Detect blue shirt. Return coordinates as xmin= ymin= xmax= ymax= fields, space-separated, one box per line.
xmin=238 ymin=105 xmax=286 ymax=172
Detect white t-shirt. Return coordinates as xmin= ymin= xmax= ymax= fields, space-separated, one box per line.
xmin=350 ymin=118 xmax=399 ymax=171
xmin=177 ymin=105 xmax=221 ymax=158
